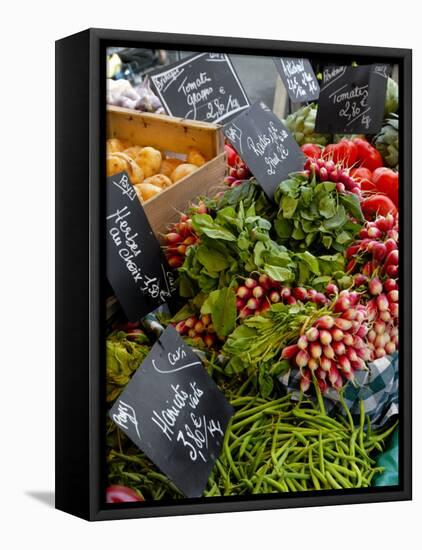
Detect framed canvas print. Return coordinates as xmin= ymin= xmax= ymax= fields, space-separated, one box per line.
xmin=55 ymin=28 xmax=412 ymax=521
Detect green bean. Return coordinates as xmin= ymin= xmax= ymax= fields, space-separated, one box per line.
xmin=339 ymin=392 xmax=354 ymax=430
xmin=239 ymin=433 xmax=253 ymax=458
xmin=240 ymin=478 xmax=255 ymax=492
xmin=251 ymin=437 xmax=271 ymax=476
xmin=311 ymin=466 xmax=328 ymax=485
xmin=325 ymin=463 xmax=353 ymax=489
xmin=325 ymin=470 xmax=343 ymax=489
xmin=285 ymin=478 xmax=298 ymax=492
xmin=283 ymin=471 xmax=311 ymax=480
xmin=318 ymin=432 xmax=325 ymax=476
xmin=264 ymin=476 xmax=288 ymax=492
xmin=290 ymin=478 xmax=307 ymax=491
xmin=325 ymin=461 xmax=357 ymax=479
xmin=224 ymin=432 xmax=242 ymax=481
xmin=252 ymin=464 xmax=270 ymax=494
xmin=351 ymin=462 xmax=363 ymax=488
xmin=324 ymin=449 xmax=372 ymax=468
xmin=233 ymin=397 xmax=293 ymax=420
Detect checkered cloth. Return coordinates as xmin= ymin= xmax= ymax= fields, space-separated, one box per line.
xmin=279 ymin=352 xmax=399 ymax=429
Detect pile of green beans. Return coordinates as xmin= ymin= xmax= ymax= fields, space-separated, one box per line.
xmin=204 ymin=385 xmax=396 ymax=496
xmin=107 ymin=374 xmax=397 ymax=499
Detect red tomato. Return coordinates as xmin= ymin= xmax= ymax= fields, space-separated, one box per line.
xmin=371 ymin=167 xmax=399 ymax=207
xmin=353 ymin=138 xmax=383 ymax=171
xmin=301 ymin=143 xmax=322 ymax=159
xmin=350 ymin=167 xmax=375 ymax=192
xmin=224 ymin=144 xmax=237 ymax=167
xmin=106 ymin=485 xmax=144 ymax=503
xmin=361 ymin=194 xmax=398 ymax=219
xmin=324 ymin=140 xmax=358 ymax=167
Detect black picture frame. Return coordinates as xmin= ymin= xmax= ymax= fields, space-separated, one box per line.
xmin=55 ymin=28 xmax=412 ymax=521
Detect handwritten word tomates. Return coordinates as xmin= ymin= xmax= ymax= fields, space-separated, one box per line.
xmin=150 ymin=53 xmax=249 ymax=123
xmin=316 ymin=64 xmax=389 ymax=134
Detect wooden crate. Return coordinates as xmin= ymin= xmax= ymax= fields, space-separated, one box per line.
xmin=107 ymin=106 xmax=226 ymax=237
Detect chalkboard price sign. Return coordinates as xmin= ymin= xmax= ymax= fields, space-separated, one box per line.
xmin=224 ymin=101 xmax=305 ymax=198
xmin=273 ymin=57 xmax=320 ymax=102
xmin=109 ymin=326 xmax=234 ymax=498
xmin=106 ymin=172 xmax=176 ymax=321
xmin=149 ymin=52 xmax=250 ymax=123
xmin=315 ymin=64 xmax=389 ymax=134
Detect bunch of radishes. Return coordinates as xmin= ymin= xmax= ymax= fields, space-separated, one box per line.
xmin=304 ymin=157 xmax=362 ymax=197
xmin=364 ymin=276 xmax=399 ymax=360
xmin=281 ymin=293 xmax=370 ymax=393
xmin=163 ymin=203 xmax=207 ymax=269
xmin=235 ymin=274 xmax=329 ymax=319
xmin=345 ymin=213 xmax=399 ymax=277
xmin=224 ymin=143 xmax=252 ymax=186
xmin=174 ymin=314 xmax=217 ymax=348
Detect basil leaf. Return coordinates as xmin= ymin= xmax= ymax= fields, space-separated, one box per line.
xmin=274 ymin=217 xmax=292 ymax=239
xmin=281 ymin=196 xmax=299 ymax=218
xmin=263 ymin=264 xmax=294 ymax=282
xmin=323 ymin=205 xmax=347 ymax=229
xmin=295 ymin=251 xmax=320 ymax=275
xmin=319 ymin=195 xmax=336 ymax=219
xmin=253 ymin=241 xmax=266 ymax=267
xmin=210 ymin=287 xmax=237 ymax=338
xmin=258 ymin=365 xmax=273 ymax=398
xmin=237 ymin=231 xmax=250 ymax=251
xmin=178 ymin=274 xmax=196 ymax=297
xmin=298 ymin=262 xmax=310 ymax=285
xmin=339 ymin=193 xmax=364 ymax=222
xmin=196 ymin=245 xmax=230 ymax=272
xmin=336 ymin=231 xmax=352 ymax=245
xmin=270 ymin=359 xmax=292 ymax=376
xmin=192 ymin=214 xmax=236 ymax=241
xmin=292 ymin=225 xmax=305 ymax=240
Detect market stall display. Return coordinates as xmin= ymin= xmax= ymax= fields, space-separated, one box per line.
xmin=105 ymin=61 xmax=401 ymax=501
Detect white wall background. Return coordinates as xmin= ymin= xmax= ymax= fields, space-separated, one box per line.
xmin=0 ymin=1 xmax=419 ymax=548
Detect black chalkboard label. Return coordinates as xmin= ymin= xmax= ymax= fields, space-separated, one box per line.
xmin=109 ymin=326 xmax=234 ymax=498
xmin=273 ymin=57 xmax=320 ymax=102
xmin=106 ymin=172 xmax=176 ymax=321
xmin=149 ymin=52 xmax=250 ymax=123
xmin=224 ymin=101 xmax=305 ymax=198
xmin=315 ymin=64 xmax=389 ymax=134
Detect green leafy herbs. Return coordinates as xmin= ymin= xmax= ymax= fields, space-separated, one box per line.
xmin=222 ymin=302 xmax=328 ymax=396
xmin=178 ymin=199 xmax=336 ymax=296
xmin=274 ymin=173 xmax=363 ymax=253
xmin=178 ymin=201 xmax=290 ymax=295
xmin=201 ymin=287 xmax=237 ymax=339
xmin=204 ymin=178 xmax=273 ymax=219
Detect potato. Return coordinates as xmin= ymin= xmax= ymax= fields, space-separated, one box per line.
xmin=107 ymin=154 xmax=127 ymax=176
xmin=133 ymin=146 xmax=162 ymax=178
xmin=134 ymin=182 xmax=162 ymax=202
xmin=107 ymin=152 xmax=144 ymax=184
xmin=143 ymin=174 xmax=172 ymax=189
xmin=187 ymin=147 xmax=206 ymax=167
xmin=124 ymin=145 xmax=144 ymax=159
xmin=107 ymin=138 xmax=131 ymax=154
xmin=160 ymin=157 xmax=184 ymax=177
xmin=171 ymin=163 xmax=198 ymax=183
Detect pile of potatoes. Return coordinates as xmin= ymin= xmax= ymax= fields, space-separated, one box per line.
xmin=106 ymin=138 xmax=206 ymax=203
